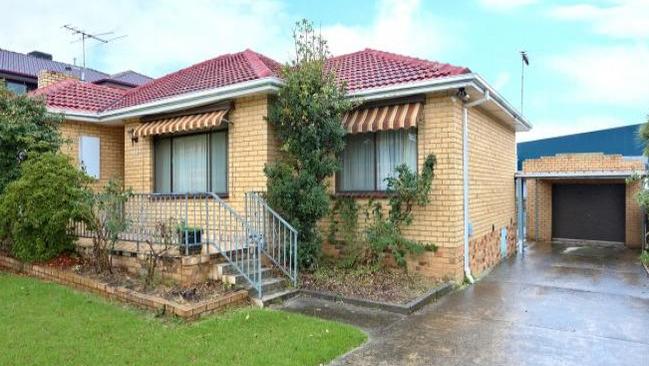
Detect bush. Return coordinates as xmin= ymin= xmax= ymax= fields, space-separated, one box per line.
xmin=0 ymin=86 xmax=63 ymax=194
xmin=0 ymin=153 xmax=92 ymax=262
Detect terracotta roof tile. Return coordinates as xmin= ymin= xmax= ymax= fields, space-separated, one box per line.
xmin=326 ymin=48 xmax=470 ymax=92
xmin=109 ymin=49 xmax=282 ymax=110
xmin=33 ymin=48 xmax=469 ymax=114
xmin=30 ymin=79 xmax=127 ymax=113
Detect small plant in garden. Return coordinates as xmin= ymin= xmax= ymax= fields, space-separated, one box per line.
xmin=641 ymin=250 xmax=649 ymax=266
xmin=352 ymin=154 xmax=438 ymax=269
xmin=264 ymin=19 xmax=353 ymax=270
xmin=82 ymin=179 xmax=132 ymax=273
xmin=0 ymin=85 xmax=63 ymax=194
xmin=0 ymin=153 xmax=92 ymax=262
xmin=328 ymin=197 xmax=359 ymax=246
xmin=141 ymin=218 xmax=176 ymax=288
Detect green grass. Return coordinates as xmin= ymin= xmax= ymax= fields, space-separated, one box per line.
xmin=641 ymin=250 xmax=649 ymax=266
xmin=0 ymin=273 xmax=366 ymax=366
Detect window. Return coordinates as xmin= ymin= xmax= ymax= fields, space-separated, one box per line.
xmin=79 ymin=136 xmax=101 ymax=179
xmin=5 ymin=81 xmax=27 ymax=95
xmin=338 ymin=129 xmax=417 ymax=192
xmin=154 ymin=131 xmax=227 ymax=194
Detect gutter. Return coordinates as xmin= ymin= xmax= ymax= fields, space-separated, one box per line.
xmin=49 ymin=74 xmax=531 ymax=132
xmin=46 ymin=77 xmax=284 ymax=122
xmin=462 ymin=90 xmax=491 ymax=284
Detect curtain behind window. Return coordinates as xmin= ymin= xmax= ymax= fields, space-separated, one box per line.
xmin=154 ymin=139 xmax=172 ymax=193
xmin=340 ymin=134 xmax=375 ymax=191
xmin=376 ymin=129 xmax=417 ymax=190
xmin=210 ymin=131 xmax=227 ymax=193
xmin=172 ymin=134 xmax=208 ymax=193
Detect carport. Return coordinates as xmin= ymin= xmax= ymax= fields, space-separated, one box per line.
xmin=516 ymin=153 xmax=646 ymax=249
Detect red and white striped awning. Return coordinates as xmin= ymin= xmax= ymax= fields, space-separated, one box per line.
xmin=342 ymin=102 xmax=422 ymax=134
xmin=132 ymin=109 xmax=229 ymax=138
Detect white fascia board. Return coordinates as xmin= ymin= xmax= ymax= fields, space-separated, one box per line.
xmin=515 ymin=170 xmax=643 ymax=179
xmin=101 ymin=77 xmax=283 ymax=122
xmin=52 ymin=73 xmax=532 ymax=132
xmin=347 ymin=73 xmax=533 ymax=132
xmin=48 ymin=77 xmax=284 ymax=123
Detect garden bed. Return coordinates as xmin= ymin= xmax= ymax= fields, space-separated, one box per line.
xmin=300 ymin=263 xmax=442 ymax=305
xmin=0 ymin=253 xmax=248 ymax=319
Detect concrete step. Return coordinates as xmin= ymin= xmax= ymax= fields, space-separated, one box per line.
xmin=251 ymin=288 xmax=299 ymax=308
xmin=215 ymin=259 xmax=259 ymax=276
xmin=248 ymin=277 xmax=287 ymax=297
xmin=221 ymin=267 xmax=274 ymax=285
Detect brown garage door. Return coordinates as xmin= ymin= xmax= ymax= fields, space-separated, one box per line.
xmin=552 ymin=183 xmax=625 ymax=243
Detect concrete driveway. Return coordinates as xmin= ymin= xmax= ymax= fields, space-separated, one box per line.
xmin=329 ymin=241 xmax=649 ymax=366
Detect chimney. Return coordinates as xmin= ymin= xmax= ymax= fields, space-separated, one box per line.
xmin=28 ymin=51 xmax=53 ymax=60
xmin=37 ymin=69 xmax=78 ymax=89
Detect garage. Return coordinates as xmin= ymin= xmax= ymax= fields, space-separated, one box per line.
xmin=551 ymin=183 xmax=625 ymax=243
xmin=517 ymin=153 xmax=645 ymax=249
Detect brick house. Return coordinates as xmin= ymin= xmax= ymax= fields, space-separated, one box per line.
xmin=30 ymin=48 xmax=531 ymax=291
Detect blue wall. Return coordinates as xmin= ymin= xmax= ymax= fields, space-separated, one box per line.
xmin=517 ymin=123 xmax=645 ymax=169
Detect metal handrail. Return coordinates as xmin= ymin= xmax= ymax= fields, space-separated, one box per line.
xmin=245 ymin=191 xmax=298 ymax=286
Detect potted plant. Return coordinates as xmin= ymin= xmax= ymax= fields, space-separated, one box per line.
xmin=176 ymin=221 xmax=203 ymax=255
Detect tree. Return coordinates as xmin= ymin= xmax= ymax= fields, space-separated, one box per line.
xmin=264 ymin=19 xmax=353 ymax=270
xmin=0 ymin=86 xmax=63 ymax=194
xmin=0 ymin=153 xmax=92 ymax=262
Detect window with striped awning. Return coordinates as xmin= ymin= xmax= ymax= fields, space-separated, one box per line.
xmin=132 ymin=109 xmax=229 ymax=138
xmin=341 ymin=102 xmax=422 ymax=134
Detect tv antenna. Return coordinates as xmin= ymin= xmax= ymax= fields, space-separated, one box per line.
xmin=62 ymin=24 xmax=126 ymax=81
xmin=519 ymin=50 xmax=530 ymax=115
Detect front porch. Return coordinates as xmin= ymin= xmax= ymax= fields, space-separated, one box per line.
xmin=73 ymin=191 xmax=298 ymax=300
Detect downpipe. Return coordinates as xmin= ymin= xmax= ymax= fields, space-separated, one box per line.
xmin=462 ymin=90 xmax=490 ymax=284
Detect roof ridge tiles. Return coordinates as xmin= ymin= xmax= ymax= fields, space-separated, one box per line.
xmin=242 ymin=49 xmax=275 ymax=78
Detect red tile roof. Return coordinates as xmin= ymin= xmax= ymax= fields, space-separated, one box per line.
xmin=109 ymin=49 xmax=282 ymax=110
xmin=327 ymin=48 xmax=470 ymax=92
xmin=33 ymin=48 xmax=469 ymax=114
xmin=30 ymin=79 xmax=127 ymax=113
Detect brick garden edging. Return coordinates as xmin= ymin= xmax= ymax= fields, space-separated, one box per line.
xmin=299 ymin=282 xmax=454 ymax=315
xmin=0 ymin=255 xmax=248 ymax=320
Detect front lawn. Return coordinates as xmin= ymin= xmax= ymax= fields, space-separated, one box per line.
xmin=0 ymin=273 xmax=366 ymax=366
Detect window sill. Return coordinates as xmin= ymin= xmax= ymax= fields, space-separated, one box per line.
xmin=334 ymin=192 xmax=390 ymax=199
xmin=148 ymin=193 xmax=229 ymax=200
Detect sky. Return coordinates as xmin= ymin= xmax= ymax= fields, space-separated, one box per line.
xmin=2 ymin=0 xmax=648 ymax=141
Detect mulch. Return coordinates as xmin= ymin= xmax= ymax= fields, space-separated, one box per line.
xmin=300 ymin=265 xmax=440 ymax=304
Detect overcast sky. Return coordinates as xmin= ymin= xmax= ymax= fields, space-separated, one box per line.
xmin=2 ymin=0 xmax=648 ymax=141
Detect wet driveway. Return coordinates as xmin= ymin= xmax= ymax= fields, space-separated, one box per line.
xmin=328 ymin=242 xmax=649 ymax=366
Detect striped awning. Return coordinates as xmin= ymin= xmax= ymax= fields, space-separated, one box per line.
xmin=342 ymin=102 xmax=422 ymax=134
xmin=132 ymin=109 xmax=229 ymax=138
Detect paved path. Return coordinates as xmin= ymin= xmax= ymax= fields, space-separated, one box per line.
xmin=290 ymin=242 xmax=649 ymax=366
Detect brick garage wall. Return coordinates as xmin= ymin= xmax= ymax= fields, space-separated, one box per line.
xmin=467 ymin=106 xmax=518 ymax=277
xmin=523 ymin=153 xmax=644 ymax=248
xmin=59 ymin=120 xmax=124 ymax=190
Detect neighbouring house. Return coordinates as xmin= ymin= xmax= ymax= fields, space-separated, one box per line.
xmin=29 ymin=48 xmax=531 ymax=298
xmin=517 ymin=126 xmax=647 ymax=249
xmin=0 ymin=48 xmax=151 ymax=94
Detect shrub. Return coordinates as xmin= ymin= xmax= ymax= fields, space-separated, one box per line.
xmin=360 ymin=154 xmax=438 ymax=269
xmin=0 ymin=153 xmax=92 ymax=262
xmin=264 ymin=19 xmax=352 ymax=270
xmin=0 ymin=86 xmax=63 ymax=194
xmin=82 ymin=179 xmax=132 ymax=273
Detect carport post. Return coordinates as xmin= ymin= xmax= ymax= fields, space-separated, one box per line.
xmin=516 ymin=177 xmax=525 ymax=254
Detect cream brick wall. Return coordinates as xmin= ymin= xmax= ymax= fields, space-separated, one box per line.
xmin=123 ymin=95 xmax=272 ymax=212
xmin=523 ymin=153 xmax=644 ymax=248
xmin=37 ymin=70 xmax=77 ymax=88
xmin=466 ymin=106 xmax=518 ymax=276
xmin=59 ymin=121 xmax=124 ymax=190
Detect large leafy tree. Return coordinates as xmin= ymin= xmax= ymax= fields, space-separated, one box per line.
xmin=0 ymin=86 xmax=63 ymax=193
xmin=265 ymin=19 xmax=352 ymax=270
